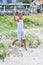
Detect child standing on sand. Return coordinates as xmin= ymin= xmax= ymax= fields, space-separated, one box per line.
xmin=12 ymin=12 xmax=27 ymax=50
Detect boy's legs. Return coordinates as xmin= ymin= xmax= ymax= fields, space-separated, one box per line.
xmin=21 ymin=31 xmax=27 ymax=50
xmin=12 ymin=32 xmax=21 ymax=45
xmin=12 ymin=39 xmax=18 ymax=45
xmin=12 ymin=31 xmax=27 ymax=50
xmin=22 ymin=39 xmax=27 ymax=50
xmin=12 ymin=31 xmax=21 ymax=45
xmin=12 ymin=39 xmax=27 ymax=50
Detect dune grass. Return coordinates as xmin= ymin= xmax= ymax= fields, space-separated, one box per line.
xmin=0 ymin=15 xmax=43 ymax=60
xmin=0 ymin=15 xmax=43 ymax=34
xmin=0 ymin=15 xmax=17 ymax=33
xmin=23 ymin=15 xmax=43 ymax=28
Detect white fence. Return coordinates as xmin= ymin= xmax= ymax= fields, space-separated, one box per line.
xmin=0 ymin=3 xmax=30 ymax=15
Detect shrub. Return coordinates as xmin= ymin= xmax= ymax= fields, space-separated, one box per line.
xmin=0 ymin=15 xmax=17 ymax=33
xmin=23 ymin=15 xmax=43 ymax=28
xmin=0 ymin=43 xmax=11 ymax=61
xmin=26 ymin=33 xmax=42 ymax=48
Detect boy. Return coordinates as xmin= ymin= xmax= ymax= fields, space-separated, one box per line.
xmin=12 ymin=12 xmax=27 ymax=50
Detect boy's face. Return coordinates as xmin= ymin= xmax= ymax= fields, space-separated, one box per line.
xmin=18 ymin=13 xmax=23 ymax=19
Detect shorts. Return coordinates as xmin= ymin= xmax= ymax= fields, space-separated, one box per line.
xmin=17 ymin=31 xmax=25 ymax=40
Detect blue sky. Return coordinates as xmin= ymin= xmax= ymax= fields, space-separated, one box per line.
xmin=0 ymin=0 xmax=22 ymax=3
xmin=0 ymin=0 xmax=12 ymax=3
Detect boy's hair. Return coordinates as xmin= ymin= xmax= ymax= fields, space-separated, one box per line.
xmin=18 ymin=12 xmax=23 ymax=16
xmin=13 ymin=11 xmax=23 ymax=16
xmin=16 ymin=12 xmax=18 ymax=15
xmin=13 ymin=11 xmax=18 ymax=15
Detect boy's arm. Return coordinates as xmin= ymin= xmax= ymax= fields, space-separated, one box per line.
xmin=24 ymin=25 xmax=28 ymax=29
xmin=13 ymin=12 xmax=19 ymax=22
xmin=13 ymin=12 xmax=17 ymax=21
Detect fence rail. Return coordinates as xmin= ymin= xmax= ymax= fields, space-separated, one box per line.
xmin=0 ymin=3 xmax=30 ymax=15
xmin=0 ymin=3 xmax=30 ymax=6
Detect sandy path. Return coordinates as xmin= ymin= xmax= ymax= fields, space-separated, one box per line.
xmin=0 ymin=46 xmax=43 ymax=65
xmin=0 ymin=28 xmax=43 ymax=65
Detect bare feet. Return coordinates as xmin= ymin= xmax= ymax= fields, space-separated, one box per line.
xmin=12 ymin=42 xmax=15 ymax=45
xmin=12 ymin=40 xmax=15 ymax=45
xmin=25 ymin=48 xmax=28 ymax=51
xmin=12 ymin=39 xmax=18 ymax=45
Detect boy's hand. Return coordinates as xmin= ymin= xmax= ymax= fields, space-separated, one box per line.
xmin=13 ymin=12 xmax=19 ymax=22
xmin=24 ymin=25 xmax=28 ymax=29
xmin=13 ymin=12 xmax=16 ymax=16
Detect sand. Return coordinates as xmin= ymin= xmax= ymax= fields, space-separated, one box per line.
xmin=0 ymin=28 xmax=43 ymax=65
xmin=0 ymin=46 xmax=43 ymax=65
